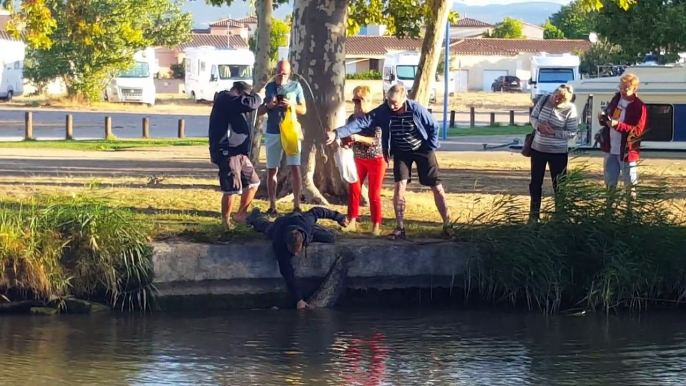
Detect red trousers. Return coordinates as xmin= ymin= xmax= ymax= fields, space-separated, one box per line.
xmin=348 ymin=157 xmax=386 ymax=224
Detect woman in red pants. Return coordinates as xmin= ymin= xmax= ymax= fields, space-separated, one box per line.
xmin=343 ymin=85 xmax=386 ymax=235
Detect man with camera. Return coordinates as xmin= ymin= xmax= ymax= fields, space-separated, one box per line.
xmin=209 ymin=81 xmax=263 ymax=229
xmin=257 ymin=60 xmax=307 ymax=216
xmin=597 ymin=73 xmax=647 ymax=194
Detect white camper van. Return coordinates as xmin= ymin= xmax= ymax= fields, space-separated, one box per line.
xmin=382 ymin=51 xmax=437 ymax=104
xmin=0 ymin=39 xmax=25 ymax=101
xmin=104 ymin=47 xmax=158 ymax=106
xmin=529 ymin=53 xmax=581 ymax=104
xmin=184 ymin=46 xmax=255 ymax=102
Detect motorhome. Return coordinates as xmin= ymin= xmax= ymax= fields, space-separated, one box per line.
xmin=529 ymin=53 xmax=581 ymax=104
xmin=570 ymin=64 xmax=686 ymax=151
xmin=184 ymin=46 xmax=255 ymax=102
xmin=0 ymin=38 xmax=25 ymax=101
xmin=104 ymin=47 xmax=158 ymax=106
xmin=382 ymin=51 xmax=437 ymax=104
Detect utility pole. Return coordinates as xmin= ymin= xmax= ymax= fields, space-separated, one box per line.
xmin=227 ymin=14 xmax=233 ymax=49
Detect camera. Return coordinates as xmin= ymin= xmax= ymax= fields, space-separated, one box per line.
xmin=276 ymin=94 xmax=285 ymax=102
xmin=598 ymin=111 xmax=611 ymax=126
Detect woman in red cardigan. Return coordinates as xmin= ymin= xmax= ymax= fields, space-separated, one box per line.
xmin=342 ymin=86 xmax=386 ymax=235
xmin=599 ymin=73 xmax=647 ymax=195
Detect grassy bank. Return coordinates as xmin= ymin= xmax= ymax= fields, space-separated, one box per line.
xmin=459 ymin=165 xmax=686 ymax=314
xmin=448 ymin=125 xmax=531 ymax=137
xmin=0 ymin=195 xmax=154 ymax=311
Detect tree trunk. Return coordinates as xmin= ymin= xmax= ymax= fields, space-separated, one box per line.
xmin=276 ymin=0 xmax=350 ymax=205
xmin=408 ymin=0 xmax=452 ymax=106
xmin=248 ymin=0 xmax=273 ymax=167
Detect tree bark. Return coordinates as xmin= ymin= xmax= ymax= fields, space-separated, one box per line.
xmin=276 ymin=0 xmax=350 ymax=205
xmin=249 ymin=0 xmax=273 ymax=167
xmin=408 ymin=0 xmax=452 ymax=106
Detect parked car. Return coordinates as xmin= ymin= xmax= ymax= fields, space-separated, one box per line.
xmin=491 ymin=76 xmax=522 ymax=92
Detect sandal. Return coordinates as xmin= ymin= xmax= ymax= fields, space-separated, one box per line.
xmin=442 ymin=224 xmax=454 ymax=238
xmin=387 ymin=227 xmax=406 ymax=240
xmin=266 ymin=207 xmax=279 ymax=217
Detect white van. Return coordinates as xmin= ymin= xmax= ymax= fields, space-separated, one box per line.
xmin=382 ymin=51 xmax=437 ymax=104
xmin=104 ymin=47 xmax=158 ymax=106
xmin=0 ymin=39 xmax=25 ymax=101
xmin=184 ymin=46 xmax=255 ymax=102
xmin=529 ymin=53 xmax=581 ymax=104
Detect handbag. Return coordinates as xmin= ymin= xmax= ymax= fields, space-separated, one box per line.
xmin=522 ymin=95 xmax=551 ymax=158
xmin=334 ymin=141 xmax=358 ymax=184
xmin=280 ymin=106 xmax=300 ymax=156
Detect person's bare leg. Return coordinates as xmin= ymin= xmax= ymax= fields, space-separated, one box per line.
xmin=393 ymin=180 xmax=407 ymax=229
xmin=221 ymin=194 xmax=237 ymax=228
xmin=267 ymin=168 xmax=278 ymax=211
xmin=232 ymin=186 xmax=258 ymax=224
xmin=290 ymin=165 xmax=302 ymax=210
xmin=431 ymin=184 xmax=450 ymax=226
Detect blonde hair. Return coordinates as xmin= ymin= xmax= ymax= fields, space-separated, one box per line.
xmin=352 ymin=85 xmax=371 ymax=98
xmin=620 ymin=73 xmax=640 ymax=87
xmin=554 ymin=85 xmax=573 ymax=103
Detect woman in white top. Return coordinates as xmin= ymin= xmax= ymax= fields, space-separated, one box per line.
xmin=528 ymin=84 xmax=579 ymax=222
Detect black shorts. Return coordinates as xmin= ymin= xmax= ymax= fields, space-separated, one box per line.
xmin=216 ymin=154 xmax=261 ymax=195
xmin=393 ymin=149 xmax=441 ymax=186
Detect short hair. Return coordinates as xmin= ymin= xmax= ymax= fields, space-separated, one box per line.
xmin=352 ymin=85 xmax=371 ymax=98
xmin=285 ymin=229 xmax=304 ymax=254
xmin=231 ymin=81 xmax=252 ymax=94
xmin=620 ymin=73 xmax=640 ymax=87
xmin=386 ymin=84 xmax=407 ymax=100
xmin=554 ymin=84 xmax=573 ymax=103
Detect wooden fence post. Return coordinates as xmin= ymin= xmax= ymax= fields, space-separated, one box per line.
xmin=469 ymin=107 xmax=475 ymax=128
xmin=178 ymin=119 xmax=185 ymax=138
xmin=490 ymin=112 xmax=496 ymax=126
xmin=142 ymin=117 xmax=150 ymax=139
xmin=509 ymin=110 xmax=515 ymax=126
xmin=24 ymin=112 xmax=33 ymax=140
xmin=105 ymin=116 xmax=112 ymax=139
xmin=449 ymin=110 xmax=456 ymax=128
xmin=65 ymin=114 xmax=73 ymax=140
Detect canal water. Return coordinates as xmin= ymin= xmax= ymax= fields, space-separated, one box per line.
xmin=1 ymin=307 xmax=684 ymax=385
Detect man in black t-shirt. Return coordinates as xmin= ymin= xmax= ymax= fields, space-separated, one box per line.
xmin=208 ymin=81 xmax=262 ymax=229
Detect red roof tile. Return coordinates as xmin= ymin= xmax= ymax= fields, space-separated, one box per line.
xmin=346 ymin=36 xmax=423 ymax=56
xmin=449 ymin=38 xmax=591 ymax=56
xmin=178 ymin=33 xmax=249 ymax=50
xmin=209 ymin=19 xmax=246 ymax=28
xmin=451 ymin=18 xmax=493 ymax=28
xmin=236 ymin=16 xmax=257 ymax=24
xmin=0 ymin=30 xmax=23 ymax=41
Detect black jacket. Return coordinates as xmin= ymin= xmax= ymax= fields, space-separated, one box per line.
xmin=208 ymin=90 xmax=262 ymax=158
xmin=266 ymin=207 xmax=345 ymax=303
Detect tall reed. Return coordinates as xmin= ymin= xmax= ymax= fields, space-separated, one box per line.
xmin=0 ymin=194 xmax=155 ymax=311
xmin=458 ymin=162 xmax=686 ymax=314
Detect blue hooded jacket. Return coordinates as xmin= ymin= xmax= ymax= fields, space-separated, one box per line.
xmin=334 ymin=99 xmax=440 ymax=159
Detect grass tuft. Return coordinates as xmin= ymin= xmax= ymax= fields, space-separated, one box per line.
xmin=457 ymin=161 xmax=686 ymax=314
xmin=0 ymin=194 xmax=155 ymax=312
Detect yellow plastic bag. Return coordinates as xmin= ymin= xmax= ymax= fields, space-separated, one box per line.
xmin=280 ymin=106 xmax=300 ymax=156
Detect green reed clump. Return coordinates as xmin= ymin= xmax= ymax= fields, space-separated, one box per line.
xmin=457 ymin=161 xmax=686 ymax=314
xmin=0 ymin=194 xmax=155 ymax=311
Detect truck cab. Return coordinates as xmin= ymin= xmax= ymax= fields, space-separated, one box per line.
xmin=382 ymin=51 xmax=437 ymax=105
xmin=104 ymin=48 xmax=158 ymax=106
xmin=0 ymin=39 xmax=25 ymax=101
xmin=184 ymin=46 xmax=255 ymax=103
xmin=529 ymin=53 xmax=581 ymax=105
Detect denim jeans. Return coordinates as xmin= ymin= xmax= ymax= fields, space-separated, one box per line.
xmin=603 ymin=153 xmax=638 ymax=187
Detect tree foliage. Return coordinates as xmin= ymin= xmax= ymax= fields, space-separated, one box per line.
xmin=595 ymin=0 xmax=686 ymax=63
xmin=248 ymin=17 xmax=289 ymax=62
xmin=576 ymin=38 xmax=625 ymax=76
xmin=346 ymin=0 xmax=459 ymax=37
xmin=6 ymin=0 xmax=192 ymax=102
xmin=483 ymin=17 xmax=524 ymax=39
xmin=542 ymin=20 xmax=565 ymax=39
xmin=548 ymin=0 xmax=597 ymax=40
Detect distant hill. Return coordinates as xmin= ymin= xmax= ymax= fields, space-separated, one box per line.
xmin=186 ymin=1 xmax=562 ymax=29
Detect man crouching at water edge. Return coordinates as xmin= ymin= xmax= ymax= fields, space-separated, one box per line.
xmin=245 ymin=207 xmax=349 ymax=309
xmin=208 ymin=81 xmax=262 ymax=229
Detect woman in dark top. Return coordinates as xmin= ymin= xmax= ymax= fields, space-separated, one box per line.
xmin=342 ymin=85 xmax=385 ymax=235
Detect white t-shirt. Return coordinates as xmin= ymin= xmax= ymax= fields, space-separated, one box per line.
xmin=609 ymin=98 xmax=631 ymax=155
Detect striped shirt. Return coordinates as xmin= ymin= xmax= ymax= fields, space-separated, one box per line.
xmin=390 ymin=110 xmax=423 ymax=152
xmin=529 ymin=96 xmax=579 ymax=154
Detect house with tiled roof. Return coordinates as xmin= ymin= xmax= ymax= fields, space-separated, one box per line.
xmin=343 ymin=35 xmax=591 ymax=91
xmin=449 ymin=18 xmax=494 ymax=38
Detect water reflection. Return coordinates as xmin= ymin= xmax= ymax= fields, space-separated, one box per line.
xmin=0 ymin=308 xmax=684 ymax=385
